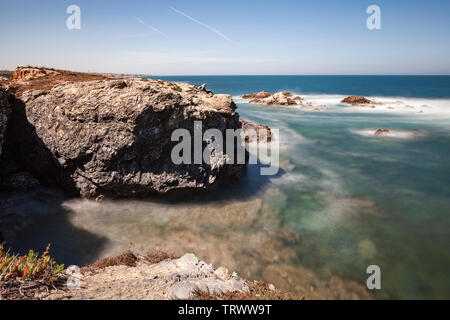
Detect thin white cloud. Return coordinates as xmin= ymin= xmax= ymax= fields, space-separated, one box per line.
xmin=170 ymin=6 xmax=232 ymax=42
xmin=135 ymin=17 xmax=168 ymax=38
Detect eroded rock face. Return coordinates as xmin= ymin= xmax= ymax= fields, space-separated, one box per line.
xmin=0 ymin=85 xmax=11 ymax=157
xmin=9 ymin=79 xmax=245 ymax=198
xmin=341 ymin=96 xmax=373 ymax=106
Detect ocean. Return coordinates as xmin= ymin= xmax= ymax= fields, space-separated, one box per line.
xmin=3 ymin=76 xmax=450 ymax=299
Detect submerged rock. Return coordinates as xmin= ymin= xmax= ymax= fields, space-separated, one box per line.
xmin=374 ymin=129 xmax=391 ymax=137
xmin=7 ymin=78 xmax=245 ymax=198
xmin=341 ymin=96 xmax=373 ymax=106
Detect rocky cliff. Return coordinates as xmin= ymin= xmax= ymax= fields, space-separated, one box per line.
xmin=0 ymin=85 xmax=11 ymax=157
xmin=6 ymin=78 xmax=246 ymax=198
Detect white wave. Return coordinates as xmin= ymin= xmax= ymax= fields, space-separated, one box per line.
xmin=351 ymin=129 xmax=427 ymax=139
xmin=235 ymin=92 xmax=450 ymax=116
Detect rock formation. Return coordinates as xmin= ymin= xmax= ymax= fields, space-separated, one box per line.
xmin=0 ymin=85 xmax=11 ymax=157
xmin=341 ymin=96 xmax=373 ymax=106
xmin=240 ymin=119 xmax=272 ymax=143
xmin=9 ymin=67 xmax=61 ymax=82
xmin=241 ymin=91 xmax=300 ymax=106
xmin=0 ymin=76 xmax=9 ymax=82
xmin=7 ymin=78 xmax=246 ymax=198
xmin=241 ymin=91 xmax=272 ymax=99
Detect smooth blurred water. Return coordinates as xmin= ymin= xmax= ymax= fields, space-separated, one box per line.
xmin=147 ymin=75 xmax=450 ymax=299
xmin=3 ymin=76 xmax=450 ymax=299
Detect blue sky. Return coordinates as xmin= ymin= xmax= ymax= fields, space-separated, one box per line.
xmin=1 ymin=0 xmax=449 ymax=75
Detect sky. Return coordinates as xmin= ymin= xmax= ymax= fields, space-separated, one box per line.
xmin=1 ymin=0 xmax=450 ymax=75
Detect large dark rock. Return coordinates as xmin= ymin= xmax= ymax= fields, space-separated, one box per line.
xmin=8 ymin=79 xmax=246 ymax=198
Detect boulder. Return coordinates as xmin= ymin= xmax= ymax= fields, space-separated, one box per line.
xmin=8 ymin=78 xmax=246 ymax=198
xmin=0 ymin=85 xmax=11 ymax=157
xmin=341 ymin=96 xmax=373 ymax=106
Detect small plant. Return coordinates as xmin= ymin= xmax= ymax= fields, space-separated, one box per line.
xmin=0 ymin=244 xmax=64 ymax=282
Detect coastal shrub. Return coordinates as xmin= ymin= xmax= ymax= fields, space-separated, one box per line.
xmin=0 ymin=244 xmax=64 ymax=282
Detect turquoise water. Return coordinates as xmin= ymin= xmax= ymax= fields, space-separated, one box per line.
xmin=146 ymin=76 xmax=450 ymax=299
xmin=3 ymin=76 xmax=449 ymax=299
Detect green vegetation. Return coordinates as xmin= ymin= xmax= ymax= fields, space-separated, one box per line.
xmin=0 ymin=71 xmax=12 ymax=78
xmin=0 ymin=244 xmax=64 ymax=282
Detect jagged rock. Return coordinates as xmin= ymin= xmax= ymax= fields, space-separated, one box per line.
xmin=0 ymin=85 xmax=11 ymax=157
xmin=242 ymin=91 xmax=299 ymax=106
xmin=8 ymin=78 xmax=246 ymax=198
xmin=240 ymin=119 xmax=272 ymax=143
xmin=196 ymin=83 xmax=212 ymax=94
xmin=341 ymin=96 xmax=373 ymax=106
xmin=0 ymin=76 xmax=9 ymax=82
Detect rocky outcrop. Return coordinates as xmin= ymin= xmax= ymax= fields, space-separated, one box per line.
xmin=9 ymin=67 xmax=60 ymax=82
xmin=341 ymin=96 xmax=373 ymax=106
xmin=241 ymin=91 xmax=304 ymax=106
xmin=240 ymin=119 xmax=272 ymax=143
xmin=241 ymin=91 xmax=272 ymax=99
xmin=246 ymin=91 xmax=299 ymax=106
xmin=0 ymin=76 xmax=9 ymax=82
xmin=8 ymin=78 xmax=246 ymax=198
xmin=0 ymin=85 xmax=11 ymax=157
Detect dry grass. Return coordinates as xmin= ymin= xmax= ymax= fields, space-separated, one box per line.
xmin=145 ymin=250 xmax=180 ymax=264
xmin=83 ymin=251 xmax=138 ymax=272
xmin=193 ymin=281 xmax=305 ymax=301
